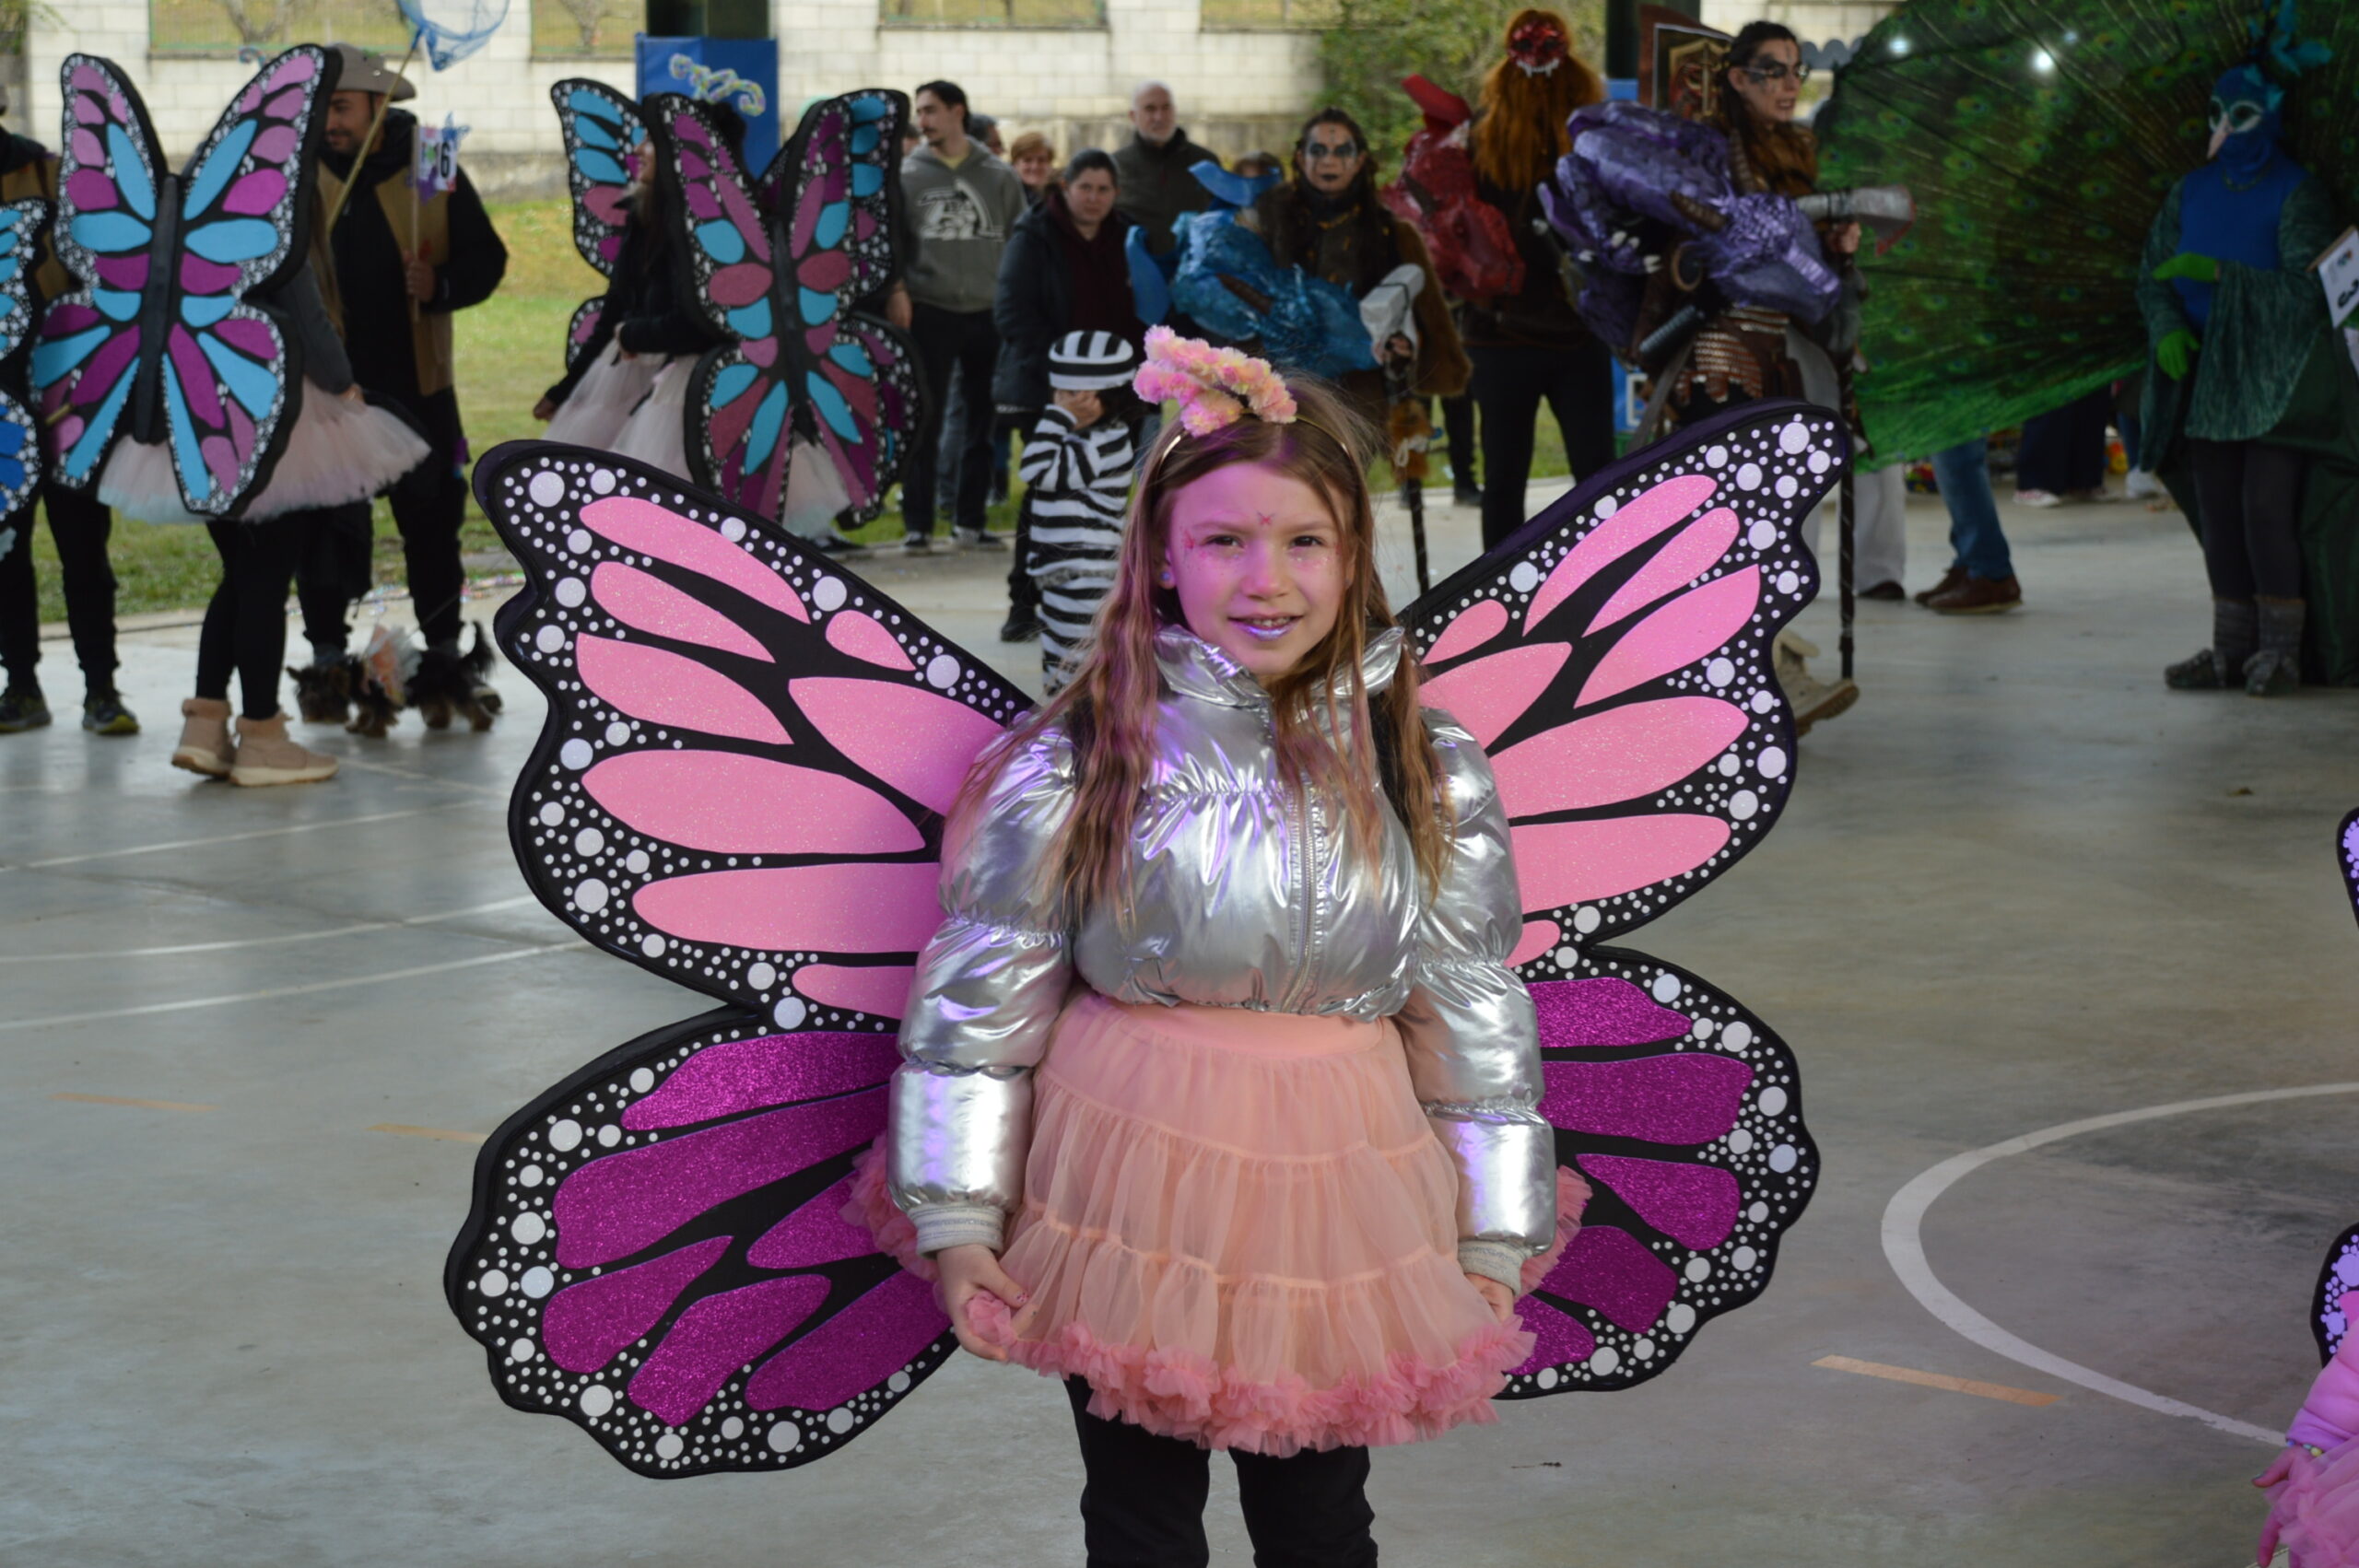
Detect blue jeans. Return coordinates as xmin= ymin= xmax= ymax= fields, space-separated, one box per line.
xmin=1931 ymin=439 xmax=2013 ymax=580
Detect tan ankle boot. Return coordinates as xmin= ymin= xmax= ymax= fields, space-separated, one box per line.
xmin=229 ymin=711 xmax=338 ymax=787
xmin=171 ymin=697 xmax=234 ymax=778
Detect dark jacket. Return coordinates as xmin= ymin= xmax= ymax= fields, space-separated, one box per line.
xmin=992 ymin=195 xmax=1138 ymax=411
xmin=1110 ymin=128 xmax=1220 ymax=257
xmin=1455 ymin=172 xmax=1587 ymax=351
xmin=322 ymin=109 xmax=507 ymax=404
xmin=543 ymin=206 xmax=721 ymax=406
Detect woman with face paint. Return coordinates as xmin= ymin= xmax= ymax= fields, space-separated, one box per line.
xmin=2140 ymin=60 xmax=2341 ymax=696
xmin=1235 ymin=107 xmax=1471 ymax=435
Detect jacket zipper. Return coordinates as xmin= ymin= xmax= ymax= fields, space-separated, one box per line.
xmin=1278 ymin=753 xmax=1320 ymax=1013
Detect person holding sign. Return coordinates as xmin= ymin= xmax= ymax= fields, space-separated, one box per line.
xmin=302 ymin=43 xmax=510 ymax=729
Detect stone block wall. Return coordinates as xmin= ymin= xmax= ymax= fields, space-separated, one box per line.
xmin=15 ymin=0 xmax=1320 ymax=197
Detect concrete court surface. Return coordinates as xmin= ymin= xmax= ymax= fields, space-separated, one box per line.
xmin=3 ymin=479 xmax=2354 ymax=1568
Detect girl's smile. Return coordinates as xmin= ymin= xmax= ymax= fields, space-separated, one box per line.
xmin=1162 ymin=463 xmax=1345 ymax=685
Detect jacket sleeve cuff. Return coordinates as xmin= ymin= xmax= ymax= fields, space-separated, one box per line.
xmin=909 ymin=1203 xmax=1005 ymax=1258
xmin=1457 ymin=1239 xmax=1527 ymax=1293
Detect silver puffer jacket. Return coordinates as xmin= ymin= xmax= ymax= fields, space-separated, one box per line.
xmin=887 ymin=626 xmax=1555 ymax=1287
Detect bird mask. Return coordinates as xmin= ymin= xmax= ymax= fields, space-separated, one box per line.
xmin=2206 ymin=64 xmax=2283 ymax=176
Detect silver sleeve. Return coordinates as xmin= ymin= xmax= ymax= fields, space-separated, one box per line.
xmin=887 ymin=728 xmax=1078 ymax=1248
xmin=1394 ymin=710 xmax=1556 ymax=1258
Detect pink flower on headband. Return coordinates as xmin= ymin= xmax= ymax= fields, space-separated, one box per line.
xmin=1133 ymin=326 xmax=1298 ymax=436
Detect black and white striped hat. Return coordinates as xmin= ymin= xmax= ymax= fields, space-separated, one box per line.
xmin=1049 ymin=331 xmax=1139 ymax=392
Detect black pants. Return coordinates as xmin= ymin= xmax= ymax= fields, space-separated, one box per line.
xmin=1467 ymin=340 xmax=1616 ymax=550
xmin=2187 ymin=437 xmax=2307 ymax=601
xmin=1066 ymin=1379 xmax=1377 ymax=1568
xmin=199 ymin=515 xmax=309 ymax=720
xmin=2014 ymin=385 xmax=2111 ymax=496
xmin=1440 ymin=393 xmax=1477 ymax=489
xmin=0 ymin=484 xmax=118 ymax=693
xmin=294 ymin=502 xmax=377 ymax=661
xmin=295 ymin=385 xmax=460 ymax=650
xmin=903 ymin=302 xmax=999 ymax=538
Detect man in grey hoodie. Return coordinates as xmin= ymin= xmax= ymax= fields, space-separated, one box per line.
xmin=898 ymin=79 xmax=1027 ymax=551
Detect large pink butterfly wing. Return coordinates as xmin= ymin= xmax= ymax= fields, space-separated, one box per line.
xmin=457 ymin=439 xmax=1027 ymax=1473
xmin=1402 ymin=400 xmax=1835 ymax=1395
xmin=479 ymin=440 xmax=1029 ymax=1032
xmin=446 ymin=1007 xmax=954 ymax=1476
xmin=2306 ymin=810 xmax=2359 ymax=1365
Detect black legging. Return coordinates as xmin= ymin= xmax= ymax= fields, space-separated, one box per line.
xmin=0 ymin=484 xmax=119 ymax=692
xmin=2186 ymin=437 xmax=2306 ymax=601
xmin=1467 ymin=338 xmax=1617 ymax=549
xmin=1064 ymin=1380 xmax=1375 ymax=1568
xmin=198 ymin=516 xmax=307 ymax=720
xmin=2015 ymin=386 xmax=2112 ymax=496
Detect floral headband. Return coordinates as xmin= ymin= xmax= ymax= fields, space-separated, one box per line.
xmin=1133 ymin=327 xmax=1299 ymax=437
xmin=1508 ymin=17 xmax=1568 ymax=76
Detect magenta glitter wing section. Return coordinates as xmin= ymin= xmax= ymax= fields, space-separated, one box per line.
xmin=449 ymin=1005 xmax=957 ymax=1478
xmin=476 ymin=448 xmax=1028 ymax=1032
xmin=2341 ymin=808 xmax=2359 ymax=931
xmin=1401 ymin=404 xmax=1831 ymax=1398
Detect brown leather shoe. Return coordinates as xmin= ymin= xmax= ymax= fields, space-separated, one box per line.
xmin=1927 ymin=574 xmax=2023 ymax=614
xmin=1860 ymin=580 xmax=1905 ymax=602
xmin=1913 ymin=564 xmax=1967 ymax=605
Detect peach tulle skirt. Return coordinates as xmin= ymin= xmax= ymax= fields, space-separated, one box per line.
xmin=2265 ymin=1441 xmax=2359 ymax=1566
xmin=866 ymin=992 xmax=1535 ymax=1456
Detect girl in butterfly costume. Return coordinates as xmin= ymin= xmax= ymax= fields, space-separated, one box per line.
xmin=536 ymin=83 xmax=670 ymax=454
xmin=448 ymin=331 xmax=1833 ymax=1495
xmin=873 ymin=331 xmax=1562 ymax=1552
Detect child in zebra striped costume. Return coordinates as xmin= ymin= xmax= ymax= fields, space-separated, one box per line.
xmin=1023 ymin=332 xmax=1145 ymax=691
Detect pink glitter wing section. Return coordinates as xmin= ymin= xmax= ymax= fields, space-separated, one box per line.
xmin=1585 ymin=508 xmax=1743 ymax=634
xmin=1530 ymin=1226 xmax=1681 ymax=1333
xmin=792 ymin=677 xmax=1006 ymax=815
xmin=1418 ymin=644 xmax=1570 ymax=749
xmin=579 ymin=496 xmax=810 ymax=623
xmin=1513 ymin=815 xmax=1733 ymax=907
xmin=792 ymin=964 xmax=919 ymax=1020
xmin=825 ymin=612 xmax=918 ymax=672
xmin=1576 ymin=568 xmax=1762 ymax=708
xmin=591 ymin=561 xmax=776 ymax=661
xmin=746 ymin=1178 xmax=878 ymax=1270
xmin=1424 ymin=598 xmax=1508 ymax=664
xmin=623 ymin=1031 xmax=901 ymax=1130
xmin=743 ymin=1271 xmax=946 ymax=1413
xmin=1523 ymin=474 xmax=1717 ymax=631
xmin=583 ymin=752 xmax=922 ymax=856
xmin=576 ymin=635 xmax=789 ymax=744
xmin=550 ymin=1087 xmax=886 ymax=1269
xmin=543 ymin=1236 xmax=733 ymax=1373
xmin=1538 ymin=1055 xmax=1753 ymax=1145
xmin=1490 ymin=697 xmax=1750 ymax=818
xmin=633 ymin=862 xmax=944 ymax=952
xmin=1575 ymin=1155 xmax=1741 ymax=1250
xmin=1530 ymin=977 xmax=1691 ymax=1049
xmin=629 ymin=1275 xmax=832 ymax=1425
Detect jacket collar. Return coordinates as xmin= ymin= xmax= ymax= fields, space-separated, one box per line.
xmin=1129 ymin=128 xmax=1197 ymax=163
xmin=1154 ymin=624 xmax=1403 ymax=709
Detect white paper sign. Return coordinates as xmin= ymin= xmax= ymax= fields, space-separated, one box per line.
xmin=2321 ymin=227 xmax=2359 ymax=330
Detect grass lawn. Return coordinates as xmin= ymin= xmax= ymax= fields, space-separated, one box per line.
xmin=25 ymin=197 xmax=1579 ymax=621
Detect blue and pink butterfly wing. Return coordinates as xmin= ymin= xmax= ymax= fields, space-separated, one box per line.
xmin=553 ymin=81 xmax=642 ymax=372
xmin=776 ymin=90 xmax=916 ymax=512
xmin=0 ymin=196 xmax=50 ymax=513
xmin=659 ymin=97 xmax=793 ymax=520
xmin=157 ymin=44 xmax=332 ymax=515
xmin=33 ymin=53 xmax=163 ymax=490
xmin=1402 ymin=400 xmax=1837 ymax=1394
xmin=452 ymin=439 xmax=1034 ymax=1471
xmin=553 ymin=78 xmax=645 ymax=279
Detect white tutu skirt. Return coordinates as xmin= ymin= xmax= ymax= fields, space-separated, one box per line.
xmin=608 ymin=357 xmax=692 ymax=483
xmin=100 ymin=382 xmax=430 ymax=523
xmin=780 ymin=436 xmax=851 ymax=538
xmin=545 ymin=343 xmax=663 ymax=452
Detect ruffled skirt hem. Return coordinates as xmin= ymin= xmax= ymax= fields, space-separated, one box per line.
xmin=546 ymin=344 xmax=665 ymax=451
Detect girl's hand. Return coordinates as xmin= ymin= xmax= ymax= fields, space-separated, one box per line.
xmin=1466 ymin=1272 xmax=1518 ymax=1324
xmin=341 ymin=385 xmax=367 ymax=404
xmin=934 ymin=1243 xmax=1027 ymax=1361
xmin=1827 ymin=221 xmax=1860 ymax=256
xmin=1052 ymin=388 xmax=1102 ymax=427
xmin=532 ymin=395 xmax=557 ymax=421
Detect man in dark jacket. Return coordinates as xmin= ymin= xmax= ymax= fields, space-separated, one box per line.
xmin=1109 ymin=82 xmax=1220 ymax=258
xmin=303 ymin=44 xmax=508 ymax=725
xmin=0 ymin=85 xmax=133 ymax=737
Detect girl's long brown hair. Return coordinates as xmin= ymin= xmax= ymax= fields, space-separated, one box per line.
xmin=956 ymin=379 xmax=1452 ymax=921
xmin=1471 ymin=8 xmax=1605 ymax=193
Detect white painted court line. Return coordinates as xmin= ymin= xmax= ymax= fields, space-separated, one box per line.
xmin=1 ymin=803 xmax=466 ymax=872
xmin=0 ymin=942 xmax=579 ymax=1033
xmin=0 ymin=895 xmax=542 ymax=963
xmin=1884 ymin=1082 xmax=2359 ymax=1447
